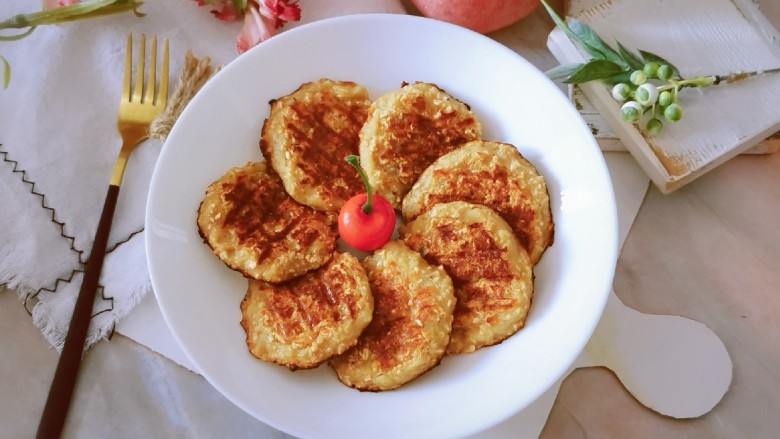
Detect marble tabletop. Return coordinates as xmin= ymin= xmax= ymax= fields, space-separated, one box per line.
xmin=2 ymin=1 xmax=780 ymax=438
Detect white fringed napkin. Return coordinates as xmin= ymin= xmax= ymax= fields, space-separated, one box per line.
xmin=0 ymin=0 xmax=406 ymax=351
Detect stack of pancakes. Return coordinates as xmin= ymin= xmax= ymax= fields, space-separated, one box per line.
xmin=196 ymin=78 xmax=553 ymax=391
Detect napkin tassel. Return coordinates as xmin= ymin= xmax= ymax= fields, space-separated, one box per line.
xmin=150 ymin=50 xmax=222 ymax=140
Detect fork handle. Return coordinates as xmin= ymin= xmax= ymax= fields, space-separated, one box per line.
xmin=36 ymin=184 xmax=120 ymax=439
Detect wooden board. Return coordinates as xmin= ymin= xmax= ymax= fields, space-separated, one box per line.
xmin=572 ymin=86 xmax=780 ymax=154
xmin=548 ymin=0 xmax=780 ymax=193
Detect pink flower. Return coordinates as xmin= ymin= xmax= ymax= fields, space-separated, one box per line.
xmin=191 ymin=0 xmax=238 ymax=21
xmin=237 ymin=0 xmax=301 ymax=53
xmin=193 ymin=0 xmax=301 ymax=53
xmin=236 ymin=5 xmax=273 ymax=53
xmin=43 ymin=0 xmax=78 ymax=9
xmin=259 ymin=0 xmax=301 ymax=27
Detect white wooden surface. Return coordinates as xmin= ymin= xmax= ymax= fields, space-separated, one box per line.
xmin=572 ymin=86 xmax=780 ymax=154
xmin=549 ymin=0 xmax=780 ymax=192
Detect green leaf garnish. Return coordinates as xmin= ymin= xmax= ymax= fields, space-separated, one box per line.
xmin=540 ymin=0 xmax=780 ymax=135
xmin=616 ymin=41 xmax=644 ymax=70
xmin=601 ymin=71 xmax=633 ymax=85
xmin=545 ymin=63 xmax=584 ymax=80
xmin=565 ymin=59 xmax=624 ymax=84
xmin=568 ymin=19 xmax=623 ymax=63
xmin=540 ymin=1 xmax=602 ymax=59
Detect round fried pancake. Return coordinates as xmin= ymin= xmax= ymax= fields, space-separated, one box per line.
xmin=402 ymin=140 xmax=553 ymax=264
xmin=261 ymin=78 xmax=370 ymax=212
xmin=330 ymin=240 xmax=455 ymax=391
xmin=359 ymin=82 xmax=482 ymax=209
xmin=197 ymin=161 xmax=337 ymax=283
xmin=241 ymin=252 xmax=374 ymax=370
xmin=399 ymin=201 xmax=534 ymax=354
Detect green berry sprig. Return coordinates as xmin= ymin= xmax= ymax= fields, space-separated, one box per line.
xmin=612 ymin=62 xmax=686 ymax=134
xmin=541 ymin=0 xmax=780 ymax=135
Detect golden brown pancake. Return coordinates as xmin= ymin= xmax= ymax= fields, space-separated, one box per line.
xmin=330 ymin=241 xmax=455 ymax=391
xmin=402 ymin=140 xmax=553 ymax=264
xmin=359 ymin=82 xmax=482 ymax=209
xmin=241 ymin=252 xmax=374 ymax=370
xmin=261 ymin=78 xmax=370 ymax=212
xmin=399 ymin=201 xmax=534 ymax=354
xmin=197 ymin=161 xmax=337 ymax=283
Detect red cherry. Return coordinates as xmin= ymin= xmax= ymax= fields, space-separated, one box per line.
xmin=337 ymin=155 xmax=396 ymax=252
xmin=338 ymin=193 xmax=395 ymax=251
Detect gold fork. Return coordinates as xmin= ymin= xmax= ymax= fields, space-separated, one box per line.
xmin=36 ymin=34 xmax=169 ymax=439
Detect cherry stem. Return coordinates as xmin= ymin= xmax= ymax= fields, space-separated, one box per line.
xmin=345 ymin=155 xmax=373 ymax=214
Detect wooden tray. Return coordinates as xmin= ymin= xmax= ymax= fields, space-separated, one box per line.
xmin=548 ymin=0 xmax=780 ymax=193
xmin=572 ymin=86 xmax=780 ymax=155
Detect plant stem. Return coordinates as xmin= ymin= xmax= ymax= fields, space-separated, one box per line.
xmin=345 ymin=155 xmax=373 ymax=214
xmin=656 ymin=76 xmax=714 ymax=93
xmin=655 ymin=67 xmax=780 ymax=93
xmin=0 ymin=27 xmax=35 ymax=41
xmin=0 ymin=0 xmax=144 ymax=87
xmin=0 ymin=0 xmax=143 ymax=31
xmin=715 ymin=67 xmax=780 ymax=84
xmin=1 ymin=55 xmax=10 ymax=89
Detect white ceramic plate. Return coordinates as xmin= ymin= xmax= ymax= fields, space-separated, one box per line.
xmin=146 ymin=14 xmax=618 ymax=439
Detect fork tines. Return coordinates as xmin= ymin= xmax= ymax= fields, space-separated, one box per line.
xmin=122 ymin=33 xmax=169 ymax=107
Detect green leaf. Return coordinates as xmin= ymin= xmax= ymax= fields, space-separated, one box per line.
xmin=638 ymin=50 xmax=682 ymax=78
xmin=568 ymin=19 xmax=622 ymax=63
xmin=540 ymin=1 xmax=603 ymax=59
xmin=545 ymin=63 xmax=584 ymax=80
xmin=601 ymin=71 xmax=632 ymax=85
xmin=565 ymin=59 xmax=625 ymax=84
xmin=1 ymin=55 xmax=9 ymax=89
xmin=616 ymin=41 xmax=644 ymax=70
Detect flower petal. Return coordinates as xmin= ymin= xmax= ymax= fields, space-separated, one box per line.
xmin=277 ymin=1 xmax=300 ymax=22
xmin=194 ymin=0 xmax=239 ymax=21
xmin=236 ymin=4 xmax=275 ymax=53
xmin=43 ymin=0 xmax=77 ymax=9
xmin=258 ymin=0 xmax=300 ymax=24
